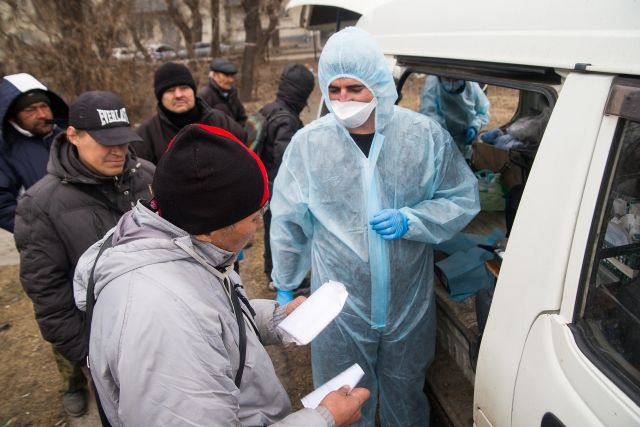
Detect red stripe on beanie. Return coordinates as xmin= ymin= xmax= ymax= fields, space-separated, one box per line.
xmin=195 ymin=124 xmax=270 ymax=206
xmin=164 ymin=125 xmax=243 ymax=153
xmin=165 ymin=133 xmax=179 ymax=153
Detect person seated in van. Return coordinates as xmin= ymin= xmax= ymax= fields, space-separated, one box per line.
xmin=420 ymin=75 xmax=490 ymax=159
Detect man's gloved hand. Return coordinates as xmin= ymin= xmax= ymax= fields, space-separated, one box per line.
xmin=464 ymin=127 xmax=478 ymax=145
xmin=276 ymin=289 xmax=294 ymax=306
xmin=369 ymin=209 xmax=409 ymax=240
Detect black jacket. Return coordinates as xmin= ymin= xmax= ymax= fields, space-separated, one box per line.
xmin=13 ymin=133 xmax=155 ymax=365
xmin=198 ymin=80 xmax=247 ymax=126
xmin=134 ymin=98 xmax=246 ymax=164
xmin=259 ymin=100 xmax=302 ymax=184
xmin=259 ymin=64 xmax=315 ymax=185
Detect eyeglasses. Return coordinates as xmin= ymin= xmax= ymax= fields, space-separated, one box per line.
xmin=259 ymin=201 xmax=270 ymax=216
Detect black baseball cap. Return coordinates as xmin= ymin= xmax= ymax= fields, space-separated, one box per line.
xmin=210 ymin=58 xmax=238 ymax=75
xmin=68 ymin=91 xmax=142 ymax=146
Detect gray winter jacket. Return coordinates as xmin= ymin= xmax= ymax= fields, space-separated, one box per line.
xmin=74 ymin=202 xmax=334 ymax=427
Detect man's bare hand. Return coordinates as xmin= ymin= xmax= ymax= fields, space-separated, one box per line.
xmin=284 ymin=296 xmax=306 ymax=315
xmin=319 ymin=385 xmax=370 ymax=427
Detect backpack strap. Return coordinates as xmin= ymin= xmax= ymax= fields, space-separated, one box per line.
xmin=86 ymin=233 xmax=114 ymax=351
xmin=266 ymin=108 xmax=297 ymax=125
xmin=226 ymin=276 xmax=248 ymax=387
xmin=173 ymin=239 xmax=259 ymax=388
xmin=85 ymin=233 xmax=114 ymax=427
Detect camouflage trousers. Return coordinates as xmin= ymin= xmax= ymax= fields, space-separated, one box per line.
xmin=52 ymin=346 xmax=87 ymax=393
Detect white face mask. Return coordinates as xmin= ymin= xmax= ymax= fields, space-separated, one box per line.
xmin=330 ymin=99 xmax=377 ymax=129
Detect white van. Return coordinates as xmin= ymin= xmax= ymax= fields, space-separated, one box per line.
xmin=288 ymin=0 xmax=640 ymax=425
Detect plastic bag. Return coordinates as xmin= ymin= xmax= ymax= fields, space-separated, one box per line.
xmin=475 ymin=169 xmax=505 ymax=211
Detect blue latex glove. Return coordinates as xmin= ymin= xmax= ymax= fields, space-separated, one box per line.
xmin=369 ymin=209 xmax=409 ymax=240
xmin=276 ymin=289 xmax=294 ymax=306
xmin=464 ymin=127 xmax=478 ymax=145
xmin=237 ymin=249 xmax=245 ymax=262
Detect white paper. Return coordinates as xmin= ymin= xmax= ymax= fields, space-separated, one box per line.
xmin=277 ymin=280 xmax=348 ymax=345
xmin=301 ymin=363 xmax=365 ymax=409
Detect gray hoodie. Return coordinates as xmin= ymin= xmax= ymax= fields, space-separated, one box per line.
xmin=74 ymin=202 xmax=333 ymax=426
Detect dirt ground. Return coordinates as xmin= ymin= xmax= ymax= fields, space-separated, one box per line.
xmin=0 ymin=61 xmax=517 ymax=426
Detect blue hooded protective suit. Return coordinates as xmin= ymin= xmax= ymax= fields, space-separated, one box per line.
xmin=419 ymin=75 xmax=490 ymax=159
xmin=270 ymin=27 xmax=480 ymax=426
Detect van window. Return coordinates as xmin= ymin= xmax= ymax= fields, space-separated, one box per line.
xmin=574 ymin=116 xmax=640 ymax=403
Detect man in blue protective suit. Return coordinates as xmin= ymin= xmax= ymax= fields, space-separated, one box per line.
xmin=270 ymin=27 xmax=480 ymax=426
xmin=419 ymin=75 xmax=490 ymax=160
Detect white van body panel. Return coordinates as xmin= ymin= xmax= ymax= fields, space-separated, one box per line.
xmin=356 ymin=0 xmax=640 ymax=74
xmin=513 ymin=315 xmax=640 ymax=426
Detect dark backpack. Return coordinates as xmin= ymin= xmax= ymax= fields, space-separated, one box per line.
xmin=244 ymin=109 xmax=296 ymax=157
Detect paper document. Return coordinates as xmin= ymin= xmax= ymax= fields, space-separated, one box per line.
xmin=277 ymin=280 xmax=348 ymax=345
xmin=301 ymin=363 xmax=365 ymax=409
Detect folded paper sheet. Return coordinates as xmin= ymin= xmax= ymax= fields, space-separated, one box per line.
xmin=277 ymin=280 xmax=348 ymax=345
xmin=301 ymin=363 xmax=365 ymax=409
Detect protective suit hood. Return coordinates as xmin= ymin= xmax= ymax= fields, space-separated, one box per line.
xmin=319 ymin=27 xmax=397 ymax=133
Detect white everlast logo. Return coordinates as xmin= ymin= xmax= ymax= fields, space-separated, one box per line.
xmin=97 ymin=108 xmax=129 ymax=126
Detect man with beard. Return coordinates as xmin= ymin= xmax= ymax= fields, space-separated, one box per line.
xmin=0 ymin=73 xmax=68 ymax=232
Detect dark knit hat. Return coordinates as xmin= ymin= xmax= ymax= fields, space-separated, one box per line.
xmin=153 ymin=124 xmax=270 ymax=234
xmin=153 ymin=62 xmax=197 ymax=101
xmin=8 ymin=90 xmax=50 ymax=117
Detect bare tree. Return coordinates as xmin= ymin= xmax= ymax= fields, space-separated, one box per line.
xmin=208 ymin=0 xmax=221 ymax=57
xmin=0 ymin=0 xmax=136 ymax=94
xmin=164 ymin=0 xmax=204 ymax=58
xmin=239 ymin=0 xmax=260 ymax=101
xmin=239 ymin=0 xmax=284 ymax=101
xmin=0 ymin=0 xmax=159 ymax=121
xmin=256 ymin=0 xmax=283 ymax=59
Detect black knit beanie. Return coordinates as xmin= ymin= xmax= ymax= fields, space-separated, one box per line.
xmin=153 ymin=62 xmax=197 ymax=101
xmin=153 ymin=124 xmax=270 ymax=234
xmin=8 ymin=90 xmax=51 ymax=118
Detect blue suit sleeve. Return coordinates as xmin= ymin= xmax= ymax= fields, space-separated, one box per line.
xmin=269 ymin=145 xmax=313 ymax=292
xmin=401 ymin=128 xmax=480 ymax=244
xmin=471 ymin=82 xmax=491 ymax=131
xmin=419 ymin=76 xmax=447 ymax=128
